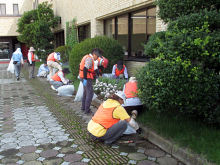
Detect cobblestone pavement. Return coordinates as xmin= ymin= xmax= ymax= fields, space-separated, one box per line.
xmin=0 ymin=63 xmax=185 ymax=165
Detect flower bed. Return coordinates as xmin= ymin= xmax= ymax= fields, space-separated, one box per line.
xmin=93 ymin=77 xmax=127 ymax=101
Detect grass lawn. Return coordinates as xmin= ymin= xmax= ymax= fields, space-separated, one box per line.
xmin=136 ymin=108 xmax=220 ymax=164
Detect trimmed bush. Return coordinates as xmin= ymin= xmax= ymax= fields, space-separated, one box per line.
xmin=144 ymin=31 xmax=166 ymax=58
xmin=168 ymin=10 xmax=220 ymax=32
xmin=156 ymin=0 xmax=220 ymax=23
xmin=137 ymin=59 xmax=220 ymax=125
xmin=55 ymin=45 xmax=72 ymax=63
xmin=69 ymin=36 xmax=124 ymax=77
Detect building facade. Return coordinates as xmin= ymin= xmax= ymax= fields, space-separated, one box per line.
xmin=0 ymin=0 xmax=167 ymax=74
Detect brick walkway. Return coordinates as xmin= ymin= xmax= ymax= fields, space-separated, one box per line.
xmin=0 ymin=63 xmax=184 ymax=165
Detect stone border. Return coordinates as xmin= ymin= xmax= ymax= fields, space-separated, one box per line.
xmin=91 ymin=99 xmax=212 ymax=165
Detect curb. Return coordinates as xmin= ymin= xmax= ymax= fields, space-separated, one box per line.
xmin=91 ymin=99 xmax=212 ymax=165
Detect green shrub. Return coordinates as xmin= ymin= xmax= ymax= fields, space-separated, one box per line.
xmin=156 ymin=0 xmax=220 ymax=23
xmin=55 ymin=45 xmax=72 ymax=63
xmin=167 ymin=10 xmax=220 ymax=32
xmin=137 ymin=59 xmax=220 ymax=125
xmin=144 ymin=31 xmax=166 ymax=58
xmin=69 ymin=36 xmax=124 ymax=77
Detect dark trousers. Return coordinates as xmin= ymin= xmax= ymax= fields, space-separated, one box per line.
xmin=80 ymin=78 xmax=93 ymax=113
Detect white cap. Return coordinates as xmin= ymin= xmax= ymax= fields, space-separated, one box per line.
xmin=115 ymin=91 xmax=126 ymax=105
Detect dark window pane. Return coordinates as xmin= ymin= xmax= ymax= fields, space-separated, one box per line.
xmin=117 ymin=14 xmax=128 ymax=54
xmin=104 ymin=18 xmax=115 ymax=38
xmin=0 ymin=4 xmax=6 ymax=15
xmin=13 ymin=4 xmax=19 ymax=15
xmin=131 ymin=10 xmax=146 ymax=57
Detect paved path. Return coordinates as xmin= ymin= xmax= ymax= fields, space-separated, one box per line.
xmin=0 ymin=63 xmax=185 ymax=165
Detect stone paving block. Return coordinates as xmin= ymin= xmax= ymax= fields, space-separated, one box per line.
xmin=137 ymin=160 xmax=158 ymax=165
xmin=42 ymin=158 xmax=63 ymax=165
xmin=21 ymin=153 xmax=39 ymax=161
xmin=128 ymin=153 xmax=147 ymax=161
xmin=145 ymin=149 xmax=166 ymax=157
xmin=1 ymin=157 xmax=20 ymax=164
xmin=19 ymin=146 xmax=37 ymax=154
xmin=64 ymin=154 xmax=82 ymax=162
xmin=23 ymin=160 xmax=42 ymax=165
xmin=157 ymin=157 xmax=178 ymax=165
xmin=59 ymin=147 xmax=77 ymax=154
xmin=69 ymin=162 xmax=88 ymax=165
xmin=40 ymin=150 xmax=58 ymax=158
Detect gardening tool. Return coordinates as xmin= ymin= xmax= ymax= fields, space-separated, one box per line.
xmin=118 ymin=140 xmax=134 ymax=143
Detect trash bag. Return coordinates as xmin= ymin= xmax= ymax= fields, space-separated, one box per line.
xmin=123 ymin=122 xmax=136 ymax=135
xmin=74 ymin=81 xmax=98 ymax=102
xmin=7 ymin=58 xmax=15 ymax=73
xmin=56 ymin=85 xmax=75 ymax=97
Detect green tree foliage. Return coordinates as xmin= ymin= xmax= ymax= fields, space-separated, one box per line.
xmin=137 ymin=59 xmax=220 ymax=125
xmin=156 ymin=0 xmax=220 ymax=23
xmin=55 ymin=45 xmax=72 ymax=63
xmin=16 ymin=1 xmax=59 ymax=60
xmin=69 ymin=36 xmax=124 ymax=77
xmin=141 ymin=1 xmax=220 ymax=125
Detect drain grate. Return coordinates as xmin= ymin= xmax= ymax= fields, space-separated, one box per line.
xmin=109 ymin=155 xmax=129 ymax=164
xmin=102 ymin=148 xmax=119 ymax=156
xmin=83 ymin=150 xmax=102 ymax=159
xmin=78 ymin=144 xmax=94 ymax=152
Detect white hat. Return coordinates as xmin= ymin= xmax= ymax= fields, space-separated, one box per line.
xmin=29 ymin=47 xmax=36 ymax=51
xmin=115 ymin=91 xmax=126 ymax=105
xmin=129 ymin=77 xmax=136 ymax=82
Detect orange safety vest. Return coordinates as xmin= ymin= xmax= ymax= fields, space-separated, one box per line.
xmin=28 ymin=52 xmax=35 ymax=62
xmin=97 ymin=56 xmax=105 ymax=67
xmin=115 ymin=64 xmax=125 ymax=77
xmin=124 ymin=82 xmax=138 ymax=98
xmin=51 ymin=71 xmax=64 ymax=81
xmin=47 ymin=52 xmax=55 ymax=62
xmin=79 ymin=55 xmax=95 ymax=79
xmin=92 ymin=103 xmax=120 ymax=129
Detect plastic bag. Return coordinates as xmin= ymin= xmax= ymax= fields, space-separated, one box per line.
xmin=74 ymin=81 xmax=83 ymax=102
xmin=74 ymin=82 xmax=98 ymax=102
xmin=123 ymin=122 xmax=136 ymax=135
xmin=7 ymin=58 xmax=15 ymax=73
xmin=56 ymin=85 xmax=75 ymax=97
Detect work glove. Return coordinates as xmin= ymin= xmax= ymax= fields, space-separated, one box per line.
xmin=136 ymin=127 xmax=142 ymax=134
xmin=60 ymin=62 xmax=62 ymax=66
xmin=83 ymin=79 xmax=87 ymax=86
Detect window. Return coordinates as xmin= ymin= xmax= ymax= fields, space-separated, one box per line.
xmin=104 ymin=6 xmax=156 ymax=58
xmin=0 ymin=4 xmax=6 ymax=15
xmin=13 ymin=4 xmax=19 ymax=15
xmin=104 ymin=18 xmax=115 ymax=38
xmin=78 ymin=24 xmax=91 ymax=42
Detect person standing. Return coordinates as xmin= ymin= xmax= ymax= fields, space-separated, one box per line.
xmin=12 ymin=48 xmax=24 ymax=81
xmin=79 ymin=48 xmax=103 ymax=115
xmin=112 ymin=60 xmax=128 ymax=79
xmin=27 ymin=47 xmax=36 ymax=79
xmin=87 ymin=91 xmax=142 ymax=146
xmin=47 ymin=52 xmax=62 ymax=79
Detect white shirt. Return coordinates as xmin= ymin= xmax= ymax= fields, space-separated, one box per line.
xmin=28 ymin=51 xmax=34 ymax=64
xmin=50 ymin=71 xmax=69 ymax=84
xmin=112 ymin=64 xmax=128 ymax=78
xmin=122 ymin=84 xmax=142 ymax=106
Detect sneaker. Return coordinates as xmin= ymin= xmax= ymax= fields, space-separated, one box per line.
xmin=51 ymin=85 xmax=56 ymax=91
xmin=16 ymin=77 xmax=20 ymax=81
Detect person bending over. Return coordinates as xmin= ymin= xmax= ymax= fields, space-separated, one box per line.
xmin=87 ymin=91 xmax=141 ymax=146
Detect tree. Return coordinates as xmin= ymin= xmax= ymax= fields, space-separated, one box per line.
xmin=156 ymin=0 xmax=220 ymax=23
xmin=16 ymin=1 xmax=59 ymax=60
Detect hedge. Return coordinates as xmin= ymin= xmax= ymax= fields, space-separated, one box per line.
xmin=69 ymin=36 xmax=124 ymax=77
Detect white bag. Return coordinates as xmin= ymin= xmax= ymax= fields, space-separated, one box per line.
xmin=7 ymin=58 xmax=15 ymax=73
xmin=123 ymin=122 xmax=136 ymax=135
xmin=74 ymin=82 xmax=98 ymax=102
xmin=56 ymin=85 xmax=75 ymax=97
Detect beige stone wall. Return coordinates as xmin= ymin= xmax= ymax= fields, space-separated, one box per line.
xmin=0 ymin=0 xmax=33 ymax=36
xmin=156 ymin=5 xmax=167 ymax=32
xmin=124 ymin=60 xmax=147 ymax=76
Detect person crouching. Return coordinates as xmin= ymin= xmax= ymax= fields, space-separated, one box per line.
xmin=50 ymin=68 xmax=72 ymax=90
xmin=87 ymin=91 xmax=142 ymax=146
